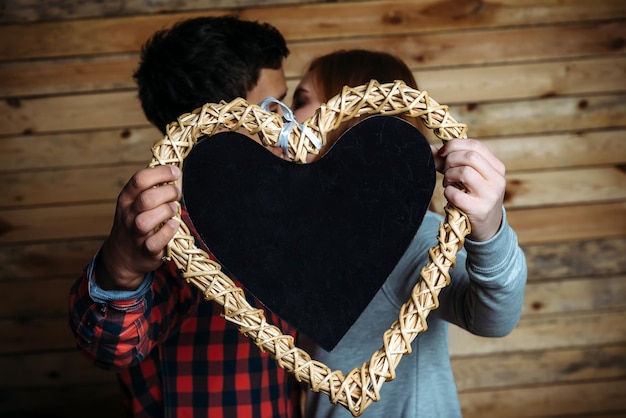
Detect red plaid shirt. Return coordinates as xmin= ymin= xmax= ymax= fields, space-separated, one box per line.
xmin=69 ymin=212 xmax=299 ymax=418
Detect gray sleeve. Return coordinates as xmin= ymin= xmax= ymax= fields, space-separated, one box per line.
xmin=434 ymin=208 xmax=528 ymax=337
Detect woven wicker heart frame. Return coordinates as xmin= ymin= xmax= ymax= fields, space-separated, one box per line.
xmin=150 ymin=80 xmax=470 ymax=417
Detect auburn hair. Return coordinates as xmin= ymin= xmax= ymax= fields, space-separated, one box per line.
xmin=305 ymin=49 xmax=427 ymax=143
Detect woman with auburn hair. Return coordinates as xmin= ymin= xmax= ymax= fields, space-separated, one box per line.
xmin=293 ymin=49 xmax=428 ymax=151
xmin=291 ymin=50 xmax=527 ymax=417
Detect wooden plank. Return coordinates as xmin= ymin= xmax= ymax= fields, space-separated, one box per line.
xmin=2 ymin=235 xmax=625 ymax=282
xmin=459 ymin=379 xmax=626 ymax=418
xmin=3 ymin=46 xmax=625 ymax=101
xmin=3 ymin=88 xmax=625 ymax=137
xmin=0 ymin=0 xmax=311 ymax=24
xmin=0 ymin=316 xmax=76 ymax=353
xmin=0 ymin=200 xmax=623 ymax=246
xmin=3 ymin=272 xmax=624 ymax=321
xmin=450 ymin=93 xmax=626 ymax=138
xmin=1 ymin=23 xmax=623 ymax=99
xmin=1 ymin=236 xmax=625 ymax=281
xmin=0 ymin=202 xmax=115 ymax=245
xmin=2 ymin=164 xmax=139 ymax=207
xmin=416 ymin=55 xmax=626 ymax=104
xmin=0 ymin=239 xmax=101 ymax=280
xmin=0 ymin=91 xmax=145 ymax=136
xmin=431 ymin=131 xmax=626 ymax=208
xmin=2 ymin=127 xmax=622 ymax=175
xmin=1 ymin=380 xmax=622 ymax=418
xmin=2 ymin=1 xmax=625 ymax=59
xmin=522 ymin=237 xmax=626 ymax=281
xmin=433 ymin=194 xmax=626 ymax=243
xmin=504 ymin=166 xmax=626 ymax=209
xmin=451 ymin=344 xmax=626 ymax=391
xmin=0 ymin=53 xmax=140 ymax=98
xmin=448 ymin=309 xmax=626 ymax=357
xmin=0 ymin=382 xmax=124 ymax=418
xmin=483 ymin=129 xmax=626 ymax=172
xmin=4 ymin=163 xmax=624 ymax=210
xmin=286 ymin=22 xmax=626 ymax=90
xmin=0 ymin=127 xmax=160 ymax=172
xmin=5 ymin=0 xmax=626 ymax=25
xmin=0 ymin=350 xmax=117 ymax=388
xmin=15 ymin=128 xmax=626 ymax=212
xmin=507 ymin=202 xmax=626 ymax=245
xmin=522 ymin=275 xmax=626 ymax=317
xmin=0 ymin=240 xmax=626 ymax=324
xmin=0 ymin=277 xmax=79 ymax=318
xmin=1 ymin=342 xmax=623 ymax=392
xmin=2 ymin=303 xmax=624 ymax=355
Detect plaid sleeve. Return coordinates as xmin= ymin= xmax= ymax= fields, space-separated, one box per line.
xmin=69 ymin=254 xmax=200 ymax=371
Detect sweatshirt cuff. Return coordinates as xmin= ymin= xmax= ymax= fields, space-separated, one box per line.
xmin=463 ymin=207 xmax=519 ymax=276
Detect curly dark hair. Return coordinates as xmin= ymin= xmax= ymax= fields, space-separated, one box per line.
xmin=134 ymin=16 xmax=289 ymax=133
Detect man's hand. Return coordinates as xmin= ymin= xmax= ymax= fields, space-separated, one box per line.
xmin=96 ymin=165 xmax=182 ymax=290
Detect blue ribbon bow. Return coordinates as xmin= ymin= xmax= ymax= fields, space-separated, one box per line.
xmin=259 ymin=97 xmax=322 ymax=155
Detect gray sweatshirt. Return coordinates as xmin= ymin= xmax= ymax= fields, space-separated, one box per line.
xmin=301 ymin=210 xmax=527 ymax=417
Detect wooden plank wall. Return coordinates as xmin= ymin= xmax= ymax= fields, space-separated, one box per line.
xmin=1 ymin=0 xmax=625 ymax=416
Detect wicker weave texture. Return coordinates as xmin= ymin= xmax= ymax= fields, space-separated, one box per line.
xmin=149 ymin=80 xmax=470 ymax=416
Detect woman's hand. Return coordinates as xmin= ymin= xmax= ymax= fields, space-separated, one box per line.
xmin=432 ymin=139 xmax=506 ymax=242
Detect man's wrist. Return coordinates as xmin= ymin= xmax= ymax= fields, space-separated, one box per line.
xmin=88 ymin=250 xmax=154 ymax=304
xmin=94 ymin=248 xmax=144 ymax=291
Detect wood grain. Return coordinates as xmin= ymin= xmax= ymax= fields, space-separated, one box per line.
xmin=507 ymin=202 xmax=626 ymax=245
xmin=2 ymin=155 xmax=624 ymax=210
xmin=522 ymin=237 xmax=626 ymax=281
xmin=0 ymin=239 xmax=102 ymax=280
xmin=0 ymin=127 xmax=159 ymax=172
xmin=3 ymin=0 xmax=625 ymax=57
xmin=2 ymin=235 xmax=624 ymax=283
xmin=1 ymin=1 xmax=624 ymax=416
xmin=4 ymin=22 xmax=624 ymax=100
xmin=484 ymin=129 xmax=626 ymax=172
xmin=448 ymin=308 xmax=626 ymax=356
xmin=452 ymin=344 xmax=626 ymax=391
xmin=0 ymin=202 xmax=115 ymax=244
xmin=504 ymin=166 xmax=626 ymax=209
xmin=458 ymin=379 xmax=626 ymax=418
xmin=3 ymin=90 xmax=625 ymax=137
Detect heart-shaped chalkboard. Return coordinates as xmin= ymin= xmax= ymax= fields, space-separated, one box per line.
xmin=182 ymin=115 xmax=435 ymax=350
xmin=153 ymin=81 xmax=471 ymax=413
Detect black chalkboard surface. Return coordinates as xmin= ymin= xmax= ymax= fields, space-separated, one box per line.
xmin=182 ymin=115 xmax=435 ymax=351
